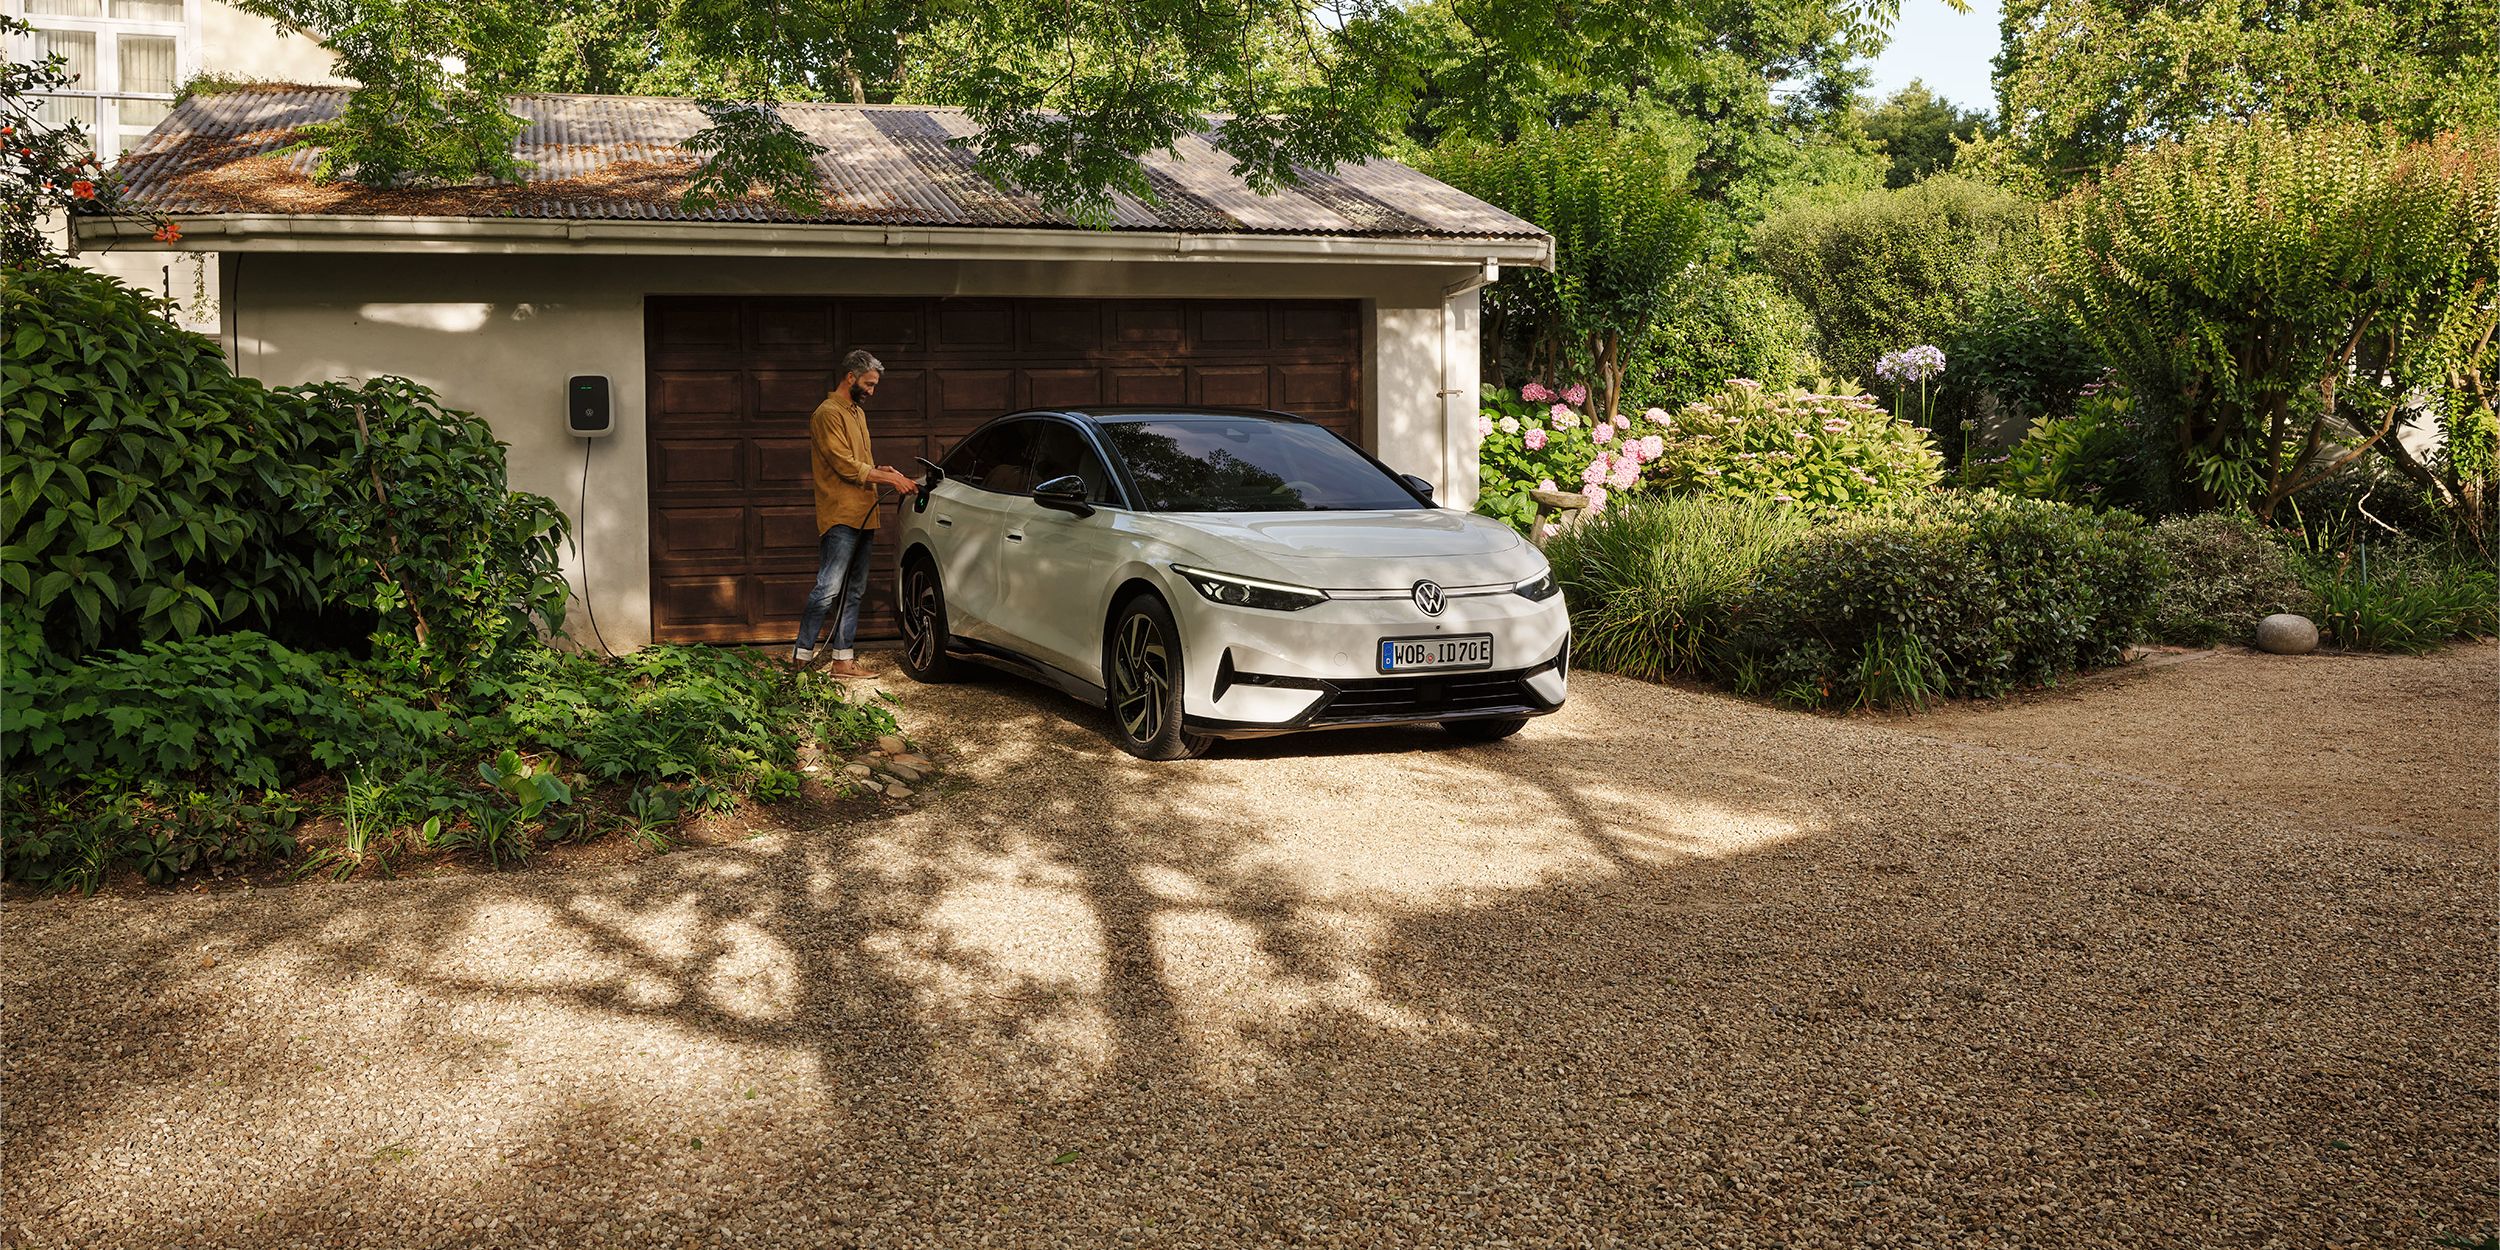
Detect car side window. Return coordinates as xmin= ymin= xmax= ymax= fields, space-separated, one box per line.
xmin=1027 ymin=423 xmax=1117 ymax=504
xmin=942 ymin=420 xmax=1035 ymax=493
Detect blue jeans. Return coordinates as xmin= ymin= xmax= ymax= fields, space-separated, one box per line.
xmin=794 ymin=524 xmax=874 ymax=658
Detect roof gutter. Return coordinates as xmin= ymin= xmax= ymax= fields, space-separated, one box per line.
xmin=73 ymin=214 xmax=1556 ymax=268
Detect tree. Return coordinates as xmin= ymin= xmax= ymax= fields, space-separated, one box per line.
xmin=2 ymin=14 xmax=173 ymax=267
xmin=1862 ymin=80 xmax=1989 ymax=188
xmin=232 ymin=0 xmax=1940 ymax=221
xmin=1991 ymin=0 xmax=2500 ymax=188
xmin=2037 ymin=121 xmax=2499 ymax=535
xmin=1753 ymin=174 xmax=2038 ymax=394
xmin=1422 ymin=122 xmax=1709 ymax=423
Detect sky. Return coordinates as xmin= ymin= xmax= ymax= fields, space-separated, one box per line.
xmin=1859 ymin=0 xmax=2005 ymax=113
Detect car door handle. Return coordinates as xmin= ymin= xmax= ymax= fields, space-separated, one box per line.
xmin=934 ymin=515 xmax=953 ymax=527
xmin=1005 ymin=530 xmax=1025 ymax=543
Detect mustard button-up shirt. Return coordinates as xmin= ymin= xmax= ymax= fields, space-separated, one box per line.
xmin=809 ymin=391 xmax=881 ymax=533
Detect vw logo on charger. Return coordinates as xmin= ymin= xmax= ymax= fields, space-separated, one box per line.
xmin=1412 ymin=580 xmax=1446 ymax=617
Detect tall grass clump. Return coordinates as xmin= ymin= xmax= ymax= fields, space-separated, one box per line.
xmin=2295 ymin=539 xmax=2498 ymax=652
xmin=1546 ymin=495 xmax=1813 ymax=681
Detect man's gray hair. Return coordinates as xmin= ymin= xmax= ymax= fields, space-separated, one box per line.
xmin=840 ymin=349 xmax=884 ymax=378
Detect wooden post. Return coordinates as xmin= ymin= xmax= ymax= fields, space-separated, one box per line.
xmin=1526 ymin=488 xmax=1590 ymax=548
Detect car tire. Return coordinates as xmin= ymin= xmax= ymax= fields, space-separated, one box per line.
xmin=897 ymin=556 xmax=962 ymax=684
xmin=1442 ymin=715 xmax=1529 ymax=743
xmin=1106 ymin=594 xmax=1211 ymax=761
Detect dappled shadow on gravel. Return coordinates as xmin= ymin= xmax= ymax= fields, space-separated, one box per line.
xmin=5 ymin=648 xmax=2495 ymax=1247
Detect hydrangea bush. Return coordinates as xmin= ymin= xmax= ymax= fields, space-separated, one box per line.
xmin=1475 ymin=382 xmax=1652 ymax=530
xmin=1641 ymin=381 xmax=1943 ymax=511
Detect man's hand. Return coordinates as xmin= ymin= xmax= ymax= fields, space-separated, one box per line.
xmin=875 ymin=465 xmax=920 ymax=495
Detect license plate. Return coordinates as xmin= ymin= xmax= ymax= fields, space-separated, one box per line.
xmin=1379 ymin=634 xmax=1495 ymax=673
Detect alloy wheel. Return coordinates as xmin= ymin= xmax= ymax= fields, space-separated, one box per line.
xmin=1113 ymin=612 xmax=1172 ymax=742
xmin=902 ymin=565 xmax=941 ymax=672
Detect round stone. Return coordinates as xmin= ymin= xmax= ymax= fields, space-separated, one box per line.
xmin=2256 ymin=612 xmax=2320 ymax=655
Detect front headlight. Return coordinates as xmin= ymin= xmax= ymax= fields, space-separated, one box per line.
xmin=1172 ymin=564 xmax=1329 ymax=612
xmin=1513 ymin=567 xmax=1560 ymax=602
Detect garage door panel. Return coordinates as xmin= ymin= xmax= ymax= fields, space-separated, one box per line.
xmin=934 ymin=302 xmax=1013 ymax=351
xmin=755 ymin=299 xmax=832 ymax=348
xmin=937 ymin=369 xmax=1014 ymax=415
xmin=749 ymin=438 xmax=813 ymax=488
xmin=649 ymin=296 xmax=1358 ymax=644
xmin=842 ymin=300 xmax=928 ymax=352
xmin=1109 ymin=368 xmax=1186 ymax=406
xmin=755 ymin=371 xmax=834 ymax=416
xmin=654 ymin=372 xmax=743 ymax=416
xmin=1194 ymin=365 xmax=1271 ymax=408
xmin=1278 ymin=363 xmax=1353 ymax=410
xmin=1023 ymin=302 xmax=1102 ymax=351
xmin=650 ymin=440 xmax=744 ymax=492
xmin=1026 ymin=369 xmax=1105 ymax=408
xmin=1194 ymin=303 xmax=1270 ymax=350
xmin=651 ymin=507 xmax=747 ymax=563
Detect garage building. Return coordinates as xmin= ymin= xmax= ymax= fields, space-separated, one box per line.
xmin=82 ymin=88 xmax=1552 ymax=647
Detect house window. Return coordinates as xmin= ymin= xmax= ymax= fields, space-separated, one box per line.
xmin=9 ymin=0 xmax=194 ymax=160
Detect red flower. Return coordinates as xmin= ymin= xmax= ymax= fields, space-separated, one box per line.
xmin=71 ymin=180 xmax=97 ymax=200
xmin=0 ymin=126 xmax=13 ymax=136
xmin=153 ymin=222 xmax=183 ymax=242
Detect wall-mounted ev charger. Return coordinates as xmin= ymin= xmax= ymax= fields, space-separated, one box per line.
xmin=568 ymin=374 xmax=615 ymax=437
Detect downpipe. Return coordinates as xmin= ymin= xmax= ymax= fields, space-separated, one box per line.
xmin=1438 ymin=258 xmax=1500 ymax=504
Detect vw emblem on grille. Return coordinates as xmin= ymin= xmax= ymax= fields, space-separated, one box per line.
xmin=1412 ymin=580 xmax=1446 ymax=617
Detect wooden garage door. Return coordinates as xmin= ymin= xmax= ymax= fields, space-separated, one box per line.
xmin=645 ymin=296 xmax=1363 ymax=643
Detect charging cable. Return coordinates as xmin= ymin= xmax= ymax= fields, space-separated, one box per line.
xmin=575 ymin=436 xmax=616 ymax=657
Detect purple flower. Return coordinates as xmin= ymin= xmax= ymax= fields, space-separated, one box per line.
xmin=1524 ymin=428 xmax=1548 ymax=450
xmin=1520 ymin=382 xmax=1554 ymax=403
xmin=1875 ymin=344 xmax=1946 ymax=384
xmin=1562 ymin=383 xmax=1589 ymax=406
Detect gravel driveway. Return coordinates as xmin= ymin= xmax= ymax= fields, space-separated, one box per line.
xmin=5 ymin=645 xmax=2493 ymax=1248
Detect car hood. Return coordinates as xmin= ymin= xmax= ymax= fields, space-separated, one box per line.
xmin=1138 ymin=509 xmax=1541 ymax=589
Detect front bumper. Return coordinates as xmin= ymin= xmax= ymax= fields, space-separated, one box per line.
xmin=1172 ymin=587 xmax=1572 ymax=737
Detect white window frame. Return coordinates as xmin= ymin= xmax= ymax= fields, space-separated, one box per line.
xmin=5 ymin=0 xmax=199 ymax=160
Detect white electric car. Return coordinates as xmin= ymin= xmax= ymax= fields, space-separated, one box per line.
xmin=894 ymin=407 xmax=1570 ymax=759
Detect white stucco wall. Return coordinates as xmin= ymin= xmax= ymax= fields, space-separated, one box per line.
xmin=197 ymin=0 xmax=342 ymax=85
xmin=214 ymin=250 xmax=1495 ymax=649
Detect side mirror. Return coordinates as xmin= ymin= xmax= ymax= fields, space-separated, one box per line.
xmin=1032 ymin=474 xmax=1095 ymax=518
xmin=1401 ymin=473 xmax=1437 ymax=503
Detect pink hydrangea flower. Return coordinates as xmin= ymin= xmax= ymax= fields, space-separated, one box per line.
xmin=1592 ymin=422 xmax=1614 ymax=444
xmin=1476 ymin=415 xmax=1494 ymax=436
xmin=1614 ymin=438 xmax=1643 ymax=463
xmin=1498 ymin=415 xmax=1521 ymax=435
xmin=1538 ymin=478 xmax=1558 ymax=492
xmin=1562 ymin=383 xmax=1589 ymax=406
xmin=1608 ymin=457 xmax=1639 ymax=489
xmin=1772 ymin=492 xmax=1796 ymax=503
xmin=1644 ymin=407 xmax=1670 ymax=426
xmin=1523 ymin=428 xmax=1548 ymax=450
xmin=1582 ymin=484 xmax=1608 ymax=513
xmin=1520 ymin=381 xmax=1554 ymax=403
xmin=1581 ymin=459 xmax=1609 ymax=487
xmin=1548 ymin=403 xmax=1577 ymax=427
xmin=1640 ymin=434 xmax=1665 ymax=459
xmin=1614 ymin=414 xmax=1632 ymax=431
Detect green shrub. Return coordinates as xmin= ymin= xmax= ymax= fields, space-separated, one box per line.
xmin=292 ymin=377 xmax=573 ymax=683
xmin=1646 ymin=381 xmax=1942 ymax=511
xmin=3 ymin=782 xmax=302 ymax=894
xmin=1989 ymin=387 xmax=2162 ymax=510
xmin=1546 ymin=494 xmax=1814 ymax=681
xmin=2145 ymin=513 xmax=2309 ymax=645
xmin=1 ymin=266 xmax=323 ymax=655
xmin=1753 ymin=175 xmax=2039 ymax=405
xmin=1728 ymin=493 xmax=2160 ymax=707
xmin=1938 ymin=283 xmax=2103 ymax=432
xmin=2296 ymin=540 xmax=2498 ymax=652
xmin=0 ymin=632 xmax=446 ymax=792
xmin=1474 ymin=384 xmax=1637 ymax=532
xmin=1621 ymin=271 xmax=1820 ymax=411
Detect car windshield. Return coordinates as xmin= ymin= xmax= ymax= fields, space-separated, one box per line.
xmin=1097 ymin=418 xmax=1421 ymax=512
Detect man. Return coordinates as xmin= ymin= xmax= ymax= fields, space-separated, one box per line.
xmin=793 ymin=349 xmax=920 ymax=677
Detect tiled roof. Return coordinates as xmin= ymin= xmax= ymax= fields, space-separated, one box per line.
xmin=110 ymin=88 xmax=1547 ymax=240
